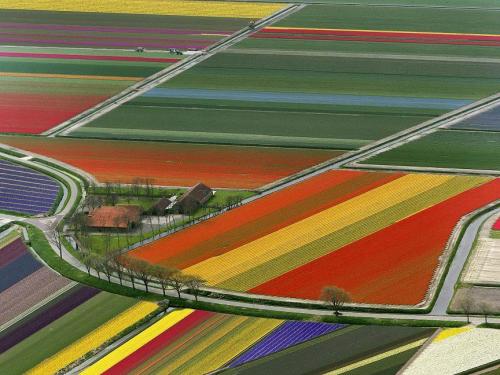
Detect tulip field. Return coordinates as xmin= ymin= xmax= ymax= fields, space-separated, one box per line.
xmin=0 ymin=229 xmax=158 ymax=373
xmin=0 ymin=46 xmax=173 ymax=134
xmin=0 ymin=231 xmax=70 ymax=329
xmin=0 ymin=288 xmax=157 ymax=374
xmin=0 ymin=0 xmax=281 ymax=134
xmin=0 ymin=158 xmax=61 ymax=215
xmin=82 ymin=308 xmax=433 ymax=374
xmin=404 ymin=327 xmax=500 ymax=374
xmin=72 ymin=3 xmax=500 ymax=148
xmin=1 ymin=0 xmax=500 ymax=373
xmin=131 ymin=170 xmax=500 ymax=305
xmin=0 ymin=136 xmax=341 ymax=189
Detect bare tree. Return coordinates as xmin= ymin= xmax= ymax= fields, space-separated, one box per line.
xmin=104 ymin=181 xmax=113 ymax=197
xmin=71 ymin=212 xmax=88 ymax=240
xmin=48 ymin=224 xmax=64 ymax=258
xmin=80 ymin=251 xmax=93 ymax=275
xmin=109 ymin=252 xmax=125 ymax=286
xmin=321 ymin=286 xmax=351 ymax=316
xmin=184 ymin=275 xmax=206 ymax=301
xmin=168 ymin=271 xmax=189 ymax=299
xmin=152 ymin=265 xmax=176 ymax=296
xmin=460 ymin=291 xmax=475 ymax=324
xmin=90 ymin=253 xmax=104 ymax=279
xmin=126 ymin=257 xmax=155 ymax=292
xmin=99 ymin=252 xmax=116 ymax=283
xmin=478 ymin=302 xmax=490 ymax=324
xmin=119 ymin=257 xmax=136 ymax=289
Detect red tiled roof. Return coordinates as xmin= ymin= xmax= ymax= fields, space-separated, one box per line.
xmin=87 ymin=205 xmax=142 ymax=229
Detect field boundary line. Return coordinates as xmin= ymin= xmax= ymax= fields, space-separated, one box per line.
xmin=45 ymin=3 xmax=304 ymax=137
xmin=0 ymin=281 xmax=78 ymax=334
xmin=396 ymin=329 xmax=441 ymax=375
xmin=349 ymin=92 xmax=500 ymax=168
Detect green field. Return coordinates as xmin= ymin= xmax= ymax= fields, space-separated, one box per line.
xmin=363 ymin=129 xmax=500 ymax=170
xmin=234 ymin=38 xmax=500 ymax=59
xmin=71 ymin=3 xmax=500 ymax=151
xmin=0 ymin=292 xmax=136 ymax=374
xmin=160 ymin=53 xmax=500 ymax=98
xmin=225 ymin=325 xmax=434 ymax=375
xmin=270 ymin=4 xmax=500 ymax=33
xmin=75 ymin=101 xmax=430 ymax=149
xmin=73 ymin=51 xmax=500 ymax=148
xmin=235 ymin=4 xmax=500 ymax=58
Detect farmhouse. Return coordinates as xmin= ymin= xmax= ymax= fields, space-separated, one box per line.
xmin=172 ymin=183 xmax=214 ymax=214
xmin=151 ymin=196 xmax=176 ymax=215
xmin=87 ymin=205 xmax=142 ymax=230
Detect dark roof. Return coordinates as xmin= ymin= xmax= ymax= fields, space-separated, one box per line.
xmin=178 ymin=183 xmax=213 ymax=205
xmin=87 ymin=205 xmax=142 ymax=229
xmin=153 ymin=197 xmax=172 ymax=212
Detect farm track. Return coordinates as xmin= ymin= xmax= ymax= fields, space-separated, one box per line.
xmin=0 ymin=77 xmax=499 ymax=325
xmin=0 ymin=4 xmax=499 ymax=326
xmin=45 ymin=3 xmax=305 ymax=137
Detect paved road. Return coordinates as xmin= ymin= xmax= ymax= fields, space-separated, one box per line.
xmin=1 ymin=11 xmax=499 ymax=323
xmin=431 ymin=207 xmax=500 ymax=315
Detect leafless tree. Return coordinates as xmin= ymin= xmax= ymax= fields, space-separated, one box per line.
xmin=152 ymin=265 xmax=176 ymax=296
xmin=90 ymin=253 xmax=104 ymax=279
xmin=460 ymin=291 xmax=475 ymax=324
xmin=145 ymin=178 xmax=154 ymax=197
xmin=321 ymin=286 xmax=351 ymax=316
xmin=131 ymin=178 xmax=142 ymax=199
xmin=109 ymin=252 xmax=125 ymax=286
xmin=126 ymin=257 xmax=155 ymax=292
xmin=48 ymin=224 xmax=64 ymax=258
xmin=80 ymin=251 xmax=93 ymax=275
xmin=168 ymin=271 xmax=189 ymax=299
xmin=71 ymin=212 xmax=88 ymax=239
xmin=115 ymin=180 xmax=122 ymax=195
xmin=185 ymin=275 xmax=206 ymax=301
xmin=120 ymin=257 xmax=136 ymax=289
xmin=97 ymin=252 xmax=115 ymax=283
xmin=478 ymin=302 xmax=490 ymax=324
xmin=104 ymin=181 xmax=113 ymax=197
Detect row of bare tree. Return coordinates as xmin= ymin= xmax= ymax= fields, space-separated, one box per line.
xmin=79 ymin=250 xmax=205 ymax=299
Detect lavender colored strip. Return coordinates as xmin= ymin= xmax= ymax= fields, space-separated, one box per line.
xmin=0 ymin=239 xmax=26 ymax=267
xmin=0 ymin=286 xmax=99 ymax=353
xmin=0 ymin=37 xmax=207 ymax=49
xmin=229 ymin=321 xmax=345 ymax=368
xmin=0 ymin=22 xmax=232 ymax=36
xmin=0 ymin=253 xmax=42 ymax=292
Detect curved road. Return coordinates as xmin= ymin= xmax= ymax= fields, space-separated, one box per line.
xmin=0 ymin=146 xmax=497 ymax=323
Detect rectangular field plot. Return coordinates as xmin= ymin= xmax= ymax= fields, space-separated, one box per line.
xmin=0 ymin=289 xmax=156 ymax=374
xmin=0 ymin=46 xmax=173 ymax=134
xmin=0 ymin=158 xmax=60 ymax=215
xmin=82 ymin=308 xmax=433 ymax=375
xmin=0 ymin=9 xmax=251 ymax=51
xmin=363 ymin=130 xmax=500 ymax=171
xmin=0 ymin=136 xmax=342 ymax=189
xmin=239 ymin=3 xmax=500 ymax=58
xmin=0 ymin=1 xmax=278 ymax=135
xmin=449 ymin=102 xmax=500 ymax=132
xmin=72 ymin=4 xmax=500 ymax=149
xmin=130 ymin=170 xmax=500 ymax=305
